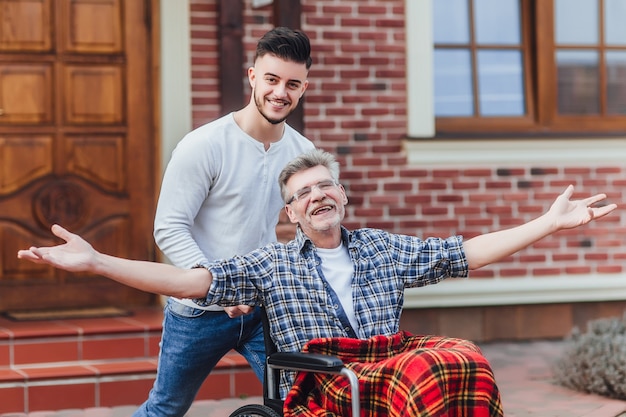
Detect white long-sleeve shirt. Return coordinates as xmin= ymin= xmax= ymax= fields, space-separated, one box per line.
xmin=154 ymin=112 xmax=314 ymax=309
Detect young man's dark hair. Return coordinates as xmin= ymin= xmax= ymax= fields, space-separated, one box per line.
xmin=256 ymin=26 xmax=313 ymax=69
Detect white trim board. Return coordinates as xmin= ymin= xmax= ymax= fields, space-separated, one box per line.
xmin=403 ymin=274 xmax=626 ymax=308
xmin=160 ymin=0 xmax=192 ymax=174
xmin=404 ymin=138 xmax=626 ymax=165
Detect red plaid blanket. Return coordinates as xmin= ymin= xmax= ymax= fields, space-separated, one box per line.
xmin=283 ymin=331 xmax=503 ymax=417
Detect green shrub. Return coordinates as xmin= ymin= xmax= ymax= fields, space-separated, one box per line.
xmin=553 ymin=313 xmax=626 ymax=400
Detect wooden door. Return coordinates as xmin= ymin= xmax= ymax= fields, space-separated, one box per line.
xmin=0 ymin=0 xmax=158 ymax=311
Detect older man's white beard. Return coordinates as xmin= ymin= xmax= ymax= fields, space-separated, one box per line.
xmin=305 ymin=206 xmax=344 ymax=232
xmin=309 ymin=219 xmax=339 ymax=233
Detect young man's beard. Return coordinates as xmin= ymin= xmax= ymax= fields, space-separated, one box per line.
xmin=254 ymin=92 xmax=291 ymax=125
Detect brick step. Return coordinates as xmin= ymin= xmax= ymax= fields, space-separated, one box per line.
xmin=0 ymin=308 xmax=165 ymax=366
xmin=0 ymin=307 xmax=262 ymax=414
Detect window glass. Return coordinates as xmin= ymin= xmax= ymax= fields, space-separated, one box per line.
xmin=555 ymin=0 xmax=597 ymax=45
xmin=605 ymin=0 xmax=626 ymax=45
xmin=434 ymin=49 xmax=474 ymax=116
xmin=606 ymin=51 xmax=626 ymax=114
xmin=475 ymin=0 xmax=520 ymax=44
xmin=477 ymin=50 xmax=525 ymax=116
xmin=556 ymin=50 xmax=600 ymax=114
xmin=433 ymin=0 xmax=469 ymax=43
xmin=420 ymin=0 xmax=626 ymax=133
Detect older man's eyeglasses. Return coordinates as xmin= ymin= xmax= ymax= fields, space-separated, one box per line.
xmin=287 ymin=179 xmax=337 ymax=204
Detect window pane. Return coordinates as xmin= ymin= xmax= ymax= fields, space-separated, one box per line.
xmin=555 ymin=0 xmax=598 ymax=45
xmin=606 ymin=51 xmax=626 ymax=114
xmin=605 ymin=0 xmax=626 ymax=45
xmin=475 ymin=0 xmax=520 ymax=45
xmin=477 ymin=50 xmax=525 ymax=116
xmin=434 ymin=49 xmax=474 ymax=116
xmin=433 ymin=0 xmax=469 ymax=43
xmin=556 ymin=50 xmax=599 ymax=114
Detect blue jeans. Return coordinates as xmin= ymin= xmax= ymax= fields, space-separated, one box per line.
xmin=132 ymin=298 xmax=265 ymax=417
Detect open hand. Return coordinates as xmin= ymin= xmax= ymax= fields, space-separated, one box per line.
xmin=550 ymin=185 xmax=617 ymax=230
xmin=17 ymin=224 xmax=97 ymax=272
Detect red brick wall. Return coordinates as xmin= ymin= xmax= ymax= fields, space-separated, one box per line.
xmin=189 ymin=1 xmax=221 ymax=125
xmin=188 ymin=0 xmax=626 ymax=280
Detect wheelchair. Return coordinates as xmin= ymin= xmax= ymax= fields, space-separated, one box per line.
xmin=228 ymin=308 xmax=360 ymax=417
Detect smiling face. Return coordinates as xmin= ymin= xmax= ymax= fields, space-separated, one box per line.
xmin=248 ymin=53 xmax=309 ymax=125
xmin=284 ymin=165 xmax=348 ymax=247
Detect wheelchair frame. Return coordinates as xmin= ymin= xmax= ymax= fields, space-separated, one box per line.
xmin=228 ymin=307 xmax=360 ymax=417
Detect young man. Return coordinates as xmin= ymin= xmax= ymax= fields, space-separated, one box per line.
xmin=141 ymin=27 xmax=314 ymax=416
xmin=18 ymin=150 xmax=616 ymax=416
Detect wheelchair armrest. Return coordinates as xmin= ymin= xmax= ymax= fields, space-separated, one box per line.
xmin=267 ymin=352 xmax=345 ymax=372
xmin=266 ymin=351 xmax=361 ymax=417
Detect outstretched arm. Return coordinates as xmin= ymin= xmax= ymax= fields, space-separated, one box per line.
xmin=463 ymin=185 xmax=617 ymax=270
xmin=17 ymin=224 xmax=212 ymax=299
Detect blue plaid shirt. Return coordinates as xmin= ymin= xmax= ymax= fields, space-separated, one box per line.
xmin=198 ymin=226 xmax=468 ymax=396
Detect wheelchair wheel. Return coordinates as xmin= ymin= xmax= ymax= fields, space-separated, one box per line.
xmin=228 ymin=404 xmax=282 ymax=417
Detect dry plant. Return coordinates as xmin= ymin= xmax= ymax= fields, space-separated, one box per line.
xmin=552 ymin=313 xmax=626 ymax=400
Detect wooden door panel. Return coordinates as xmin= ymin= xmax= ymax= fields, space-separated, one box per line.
xmin=61 ymin=0 xmax=122 ymax=53
xmin=0 ymin=180 xmax=146 ymax=309
xmin=0 ymin=135 xmax=52 ymax=194
xmin=65 ymin=134 xmax=125 ymax=192
xmin=0 ymin=0 xmax=52 ymax=52
xmin=0 ymin=63 xmax=53 ymax=123
xmin=31 ymin=179 xmax=131 ymax=231
xmin=0 ymin=217 xmax=131 ymax=286
xmin=0 ymin=0 xmax=157 ymax=312
xmin=1 ymin=223 xmax=55 ymax=283
xmin=1 ymin=217 xmax=134 ymax=302
xmin=0 ymin=175 xmax=130 ymax=239
xmin=63 ymin=65 xmax=124 ymax=124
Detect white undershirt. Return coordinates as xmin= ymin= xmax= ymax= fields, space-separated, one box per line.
xmin=316 ymin=243 xmax=358 ymax=332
